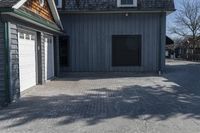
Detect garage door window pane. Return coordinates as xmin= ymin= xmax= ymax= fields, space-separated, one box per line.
xmin=19 ymin=33 xmax=25 ymax=39
xmin=121 ymin=0 xmax=134 ymax=4
xmin=25 ymin=34 xmax=30 ymax=40
xmin=112 ymin=35 xmax=141 ymax=66
xmin=31 ymin=35 xmax=35 ymax=41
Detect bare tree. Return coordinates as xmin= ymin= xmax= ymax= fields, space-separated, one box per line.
xmin=170 ymin=0 xmax=200 ymax=48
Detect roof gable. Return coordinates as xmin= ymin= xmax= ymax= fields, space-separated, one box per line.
xmin=0 ymin=0 xmax=63 ymax=30
xmin=23 ymin=0 xmax=54 ymax=22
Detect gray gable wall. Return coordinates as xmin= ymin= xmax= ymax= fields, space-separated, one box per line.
xmin=60 ymin=13 xmax=166 ymax=72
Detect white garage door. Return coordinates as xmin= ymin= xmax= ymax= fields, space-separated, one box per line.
xmin=18 ymin=30 xmax=37 ymax=92
xmin=44 ymin=35 xmax=54 ymax=80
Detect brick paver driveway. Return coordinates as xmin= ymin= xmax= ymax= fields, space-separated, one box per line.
xmin=0 ymin=60 xmax=200 ymax=133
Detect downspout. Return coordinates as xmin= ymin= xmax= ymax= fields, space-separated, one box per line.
xmin=158 ymin=13 xmax=163 ymax=75
xmin=0 ymin=13 xmax=10 ymax=106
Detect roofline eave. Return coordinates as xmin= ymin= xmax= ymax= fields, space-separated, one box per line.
xmin=1 ymin=11 xmax=64 ymax=34
xmin=58 ymin=9 xmax=176 ymax=14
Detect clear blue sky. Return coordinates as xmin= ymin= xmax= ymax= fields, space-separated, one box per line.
xmin=167 ymin=0 xmax=199 ymax=38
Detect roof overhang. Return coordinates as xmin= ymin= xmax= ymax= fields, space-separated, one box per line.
xmin=58 ymin=9 xmax=176 ymax=15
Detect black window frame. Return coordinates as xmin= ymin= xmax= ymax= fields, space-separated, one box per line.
xmin=112 ymin=35 xmax=142 ymax=67
xmin=121 ymin=0 xmax=134 ymax=5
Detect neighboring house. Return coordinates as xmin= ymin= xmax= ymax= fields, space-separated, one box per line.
xmin=165 ymin=36 xmax=174 ymax=59
xmin=55 ymin=0 xmax=175 ymax=73
xmin=0 ymin=0 xmax=63 ymax=106
xmin=175 ymin=36 xmax=200 ymax=60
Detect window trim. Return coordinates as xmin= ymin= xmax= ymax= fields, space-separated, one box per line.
xmin=55 ymin=0 xmax=62 ymax=8
xmin=117 ymin=0 xmax=137 ymax=7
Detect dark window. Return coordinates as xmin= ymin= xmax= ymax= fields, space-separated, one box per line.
xmin=112 ymin=35 xmax=141 ymax=66
xmin=59 ymin=36 xmax=69 ymax=67
xmin=121 ymin=0 xmax=133 ymax=5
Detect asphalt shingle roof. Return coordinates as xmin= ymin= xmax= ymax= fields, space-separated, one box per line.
xmin=0 ymin=0 xmax=175 ymax=11
xmin=0 ymin=0 xmax=19 ymax=8
xmin=62 ymin=0 xmax=175 ymax=12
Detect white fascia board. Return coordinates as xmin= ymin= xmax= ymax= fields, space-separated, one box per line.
xmin=12 ymin=0 xmax=27 ymax=9
xmin=47 ymin=0 xmax=64 ymax=30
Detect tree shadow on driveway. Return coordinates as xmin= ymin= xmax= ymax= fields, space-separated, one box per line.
xmin=0 ymin=61 xmax=200 ymax=128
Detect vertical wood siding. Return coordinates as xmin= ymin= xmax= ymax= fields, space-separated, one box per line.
xmin=0 ymin=21 xmax=5 ymax=105
xmin=60 ymin=13 xmax=165 ymax=72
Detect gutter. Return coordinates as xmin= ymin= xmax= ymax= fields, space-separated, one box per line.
xmin=0 ymin=13 xmax=10 ymax=105
xmin=14 ymin=10 xmax=63 ymax=34
xmin=0 ymin=11 xmax=11 ymax=106
xmin=0 ymin=8 xmax=14 ymax=12
xmin=158 ymin=13 xmax=162 ymax=75
xmin=158 ymin=13 xmax=165 ymax=75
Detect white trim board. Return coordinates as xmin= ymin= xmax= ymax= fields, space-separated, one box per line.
xmin=12 ymin=0 xmax=27 ymax=9
xmin=47 ymin=0 xmax=64 ymax=30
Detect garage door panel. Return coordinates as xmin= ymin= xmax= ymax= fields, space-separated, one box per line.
xmin=19 ymin=69 xmax=36 ymax=74
xmin=19 ymin=49 xmax=35 ymax=55
xmin=18 ymin=30 xmax=37 ymax=92
xmin=19 ymin=57 xmax=36 ymax=63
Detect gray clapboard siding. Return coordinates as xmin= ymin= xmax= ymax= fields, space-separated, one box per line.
xmin=0 ymin=21 xmax=5 ymax=105
xmin=9 ymin=23 xmax=20 ymax=101
xmin=41 ymin=33 xmax=46 ymax=83
xmin=60 ymin=13 xmax=165 ymax=72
